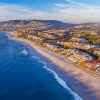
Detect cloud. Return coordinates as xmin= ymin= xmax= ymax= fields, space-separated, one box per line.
xmin=0 ymin=2 xmax=100 ymax=23
xmin=53 ymin=0 xmax=100 ymax=23
xmin=66 ymin=0 xmax=82 ymax=4
xmin=0 ymin=3 xmax=49 ymax=21
xmin=66 ymin=0 xmax=76 ymax=4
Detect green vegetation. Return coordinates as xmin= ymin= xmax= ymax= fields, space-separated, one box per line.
xmin=13 ymin=29 xmax=100 ymax=77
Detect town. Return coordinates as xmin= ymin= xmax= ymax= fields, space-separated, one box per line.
xmin=13 ymin=27 xmax=100 ymax=77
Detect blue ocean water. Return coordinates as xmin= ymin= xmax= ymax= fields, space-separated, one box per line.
xmin=0 ymin=32 xmax=81 ymax=100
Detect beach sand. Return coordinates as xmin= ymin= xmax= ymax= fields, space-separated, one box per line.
xmin=11 ymin=36 xmax=100 ymax=100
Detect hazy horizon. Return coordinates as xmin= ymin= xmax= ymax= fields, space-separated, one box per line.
xmin=0 ymin=0 xmax=100 ymax=23
xmin=0 ymin=18 xmax=100 ymax=24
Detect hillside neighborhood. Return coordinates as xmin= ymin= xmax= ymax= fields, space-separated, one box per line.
xmin=13 ymin=27 xmax=100 ymax=77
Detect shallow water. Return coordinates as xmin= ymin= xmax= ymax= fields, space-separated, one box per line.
xmin=0 ymin=32 xmax=80 ymax=100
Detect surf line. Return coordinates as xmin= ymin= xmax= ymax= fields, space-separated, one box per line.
xmin=31 ymin=55 xmax=83 ymax=100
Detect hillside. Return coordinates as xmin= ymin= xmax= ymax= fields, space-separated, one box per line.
xmin=0 ymin=19 xmax=75 ymax=31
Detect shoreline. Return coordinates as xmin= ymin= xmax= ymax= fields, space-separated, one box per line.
xmin=9 ymin=33 xmax=100 ymax=100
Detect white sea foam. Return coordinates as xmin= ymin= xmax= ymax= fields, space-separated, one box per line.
xmin=32 ymin=56 xmax=46 ymax=64
xmin=43 ymin=65 xmax=83 ymax=100
xmin=21 ymin=50 xmax=28 ymax=56
xmin=31 ymin=55 xmax=83 ymax=100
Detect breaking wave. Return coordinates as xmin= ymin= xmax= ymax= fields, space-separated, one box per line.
xmin=31 ymin=55 xmax=83 ymax=100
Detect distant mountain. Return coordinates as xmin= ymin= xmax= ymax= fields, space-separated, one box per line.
xmin=0 ymin=20 xmax=31 ymax=25
xmin=0 ymin=19 xmax=75 ymax=31
xmin=1 ymin=19 xmax=99 ymax=31
xmin=32 ymin=20 xmax=75 ymax=28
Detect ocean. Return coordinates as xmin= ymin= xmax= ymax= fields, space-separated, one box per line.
xmin=0 ymin=32 xmax=82 ymax=100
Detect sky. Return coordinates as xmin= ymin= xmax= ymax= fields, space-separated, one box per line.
xmin=0 ymin=0 xmax=100 ymax=23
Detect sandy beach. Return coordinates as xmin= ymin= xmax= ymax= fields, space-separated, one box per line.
xmin=11 ymin=36 xmax=100 ymax=100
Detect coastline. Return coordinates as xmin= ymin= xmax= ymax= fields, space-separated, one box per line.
xmin=9 ymin=34 xmax=100 ymax=100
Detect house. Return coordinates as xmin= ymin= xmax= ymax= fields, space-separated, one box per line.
xmin=45 ymin=33 xmax=58 ymax=39
xmin=28 ymin=35 xmax=44 ymax=41
xmin=94 ymin=49 xmax=100 ymax=56
xmin=85 ymin=60 xmax=100 ymax=72
xmin=45 ymin=43 xmax=64 ymax=51
xmin=67 ymin=49 xmax=93 ymax=62
xmin=79 ymin=38 xmax=87 ymax=44
xmin=57 ymin=41 xmax=70 ymax=46
xmin=85 ymin=43 xmax=100 ymax=49
xmin=96 ymin=67 xmax=100 ymax=73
